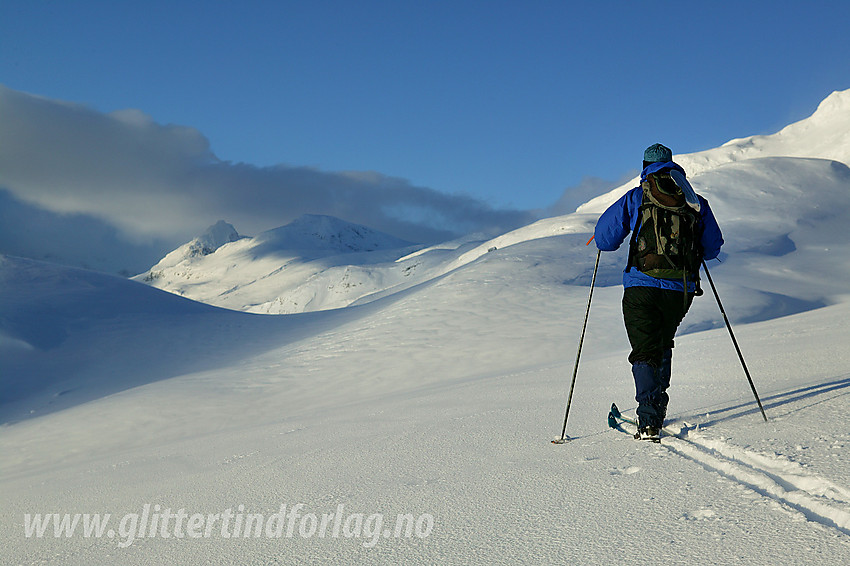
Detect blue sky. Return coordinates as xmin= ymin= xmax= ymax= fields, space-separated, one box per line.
xmin=2 ymin=1 xmax=850 ymax=270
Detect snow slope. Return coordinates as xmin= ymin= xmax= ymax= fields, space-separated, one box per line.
xmin=2 ymin=88 xmax=850 ymax=564
xmin=680 ymin=88 xmax=850 ymax=176
xmin=578 ymin=88 xmax=850 ymax=213
xmin=3 ymin=242 xmax=850 ymax=564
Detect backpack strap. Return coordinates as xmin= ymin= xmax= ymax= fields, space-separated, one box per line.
xmin=626 ymin=185 xmax=652 ymax=272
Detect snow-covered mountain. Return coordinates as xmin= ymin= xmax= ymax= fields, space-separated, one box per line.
xmin=134 ymin=214 xmax=419 ymax=313
xmin=2 ymin=88 xmax=850 ymax=565
xmin=135 ymin=90 xmax=850 ymax=319
xmin=152 ymin=219 xmax=244 ymax=266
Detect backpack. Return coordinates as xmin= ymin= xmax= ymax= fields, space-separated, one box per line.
xmin=627 ymin=171 xmax=703 ymax=288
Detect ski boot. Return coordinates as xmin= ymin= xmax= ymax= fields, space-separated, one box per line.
xmin=634 ymin=426 xmax=661 ymax=443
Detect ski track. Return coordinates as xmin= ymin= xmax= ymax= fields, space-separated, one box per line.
xmin=662 ymin=430 xmax=850 ymax=537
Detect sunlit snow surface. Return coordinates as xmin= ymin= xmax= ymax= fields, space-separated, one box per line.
xmin=2 ymin=89 xmax=850 ymax=564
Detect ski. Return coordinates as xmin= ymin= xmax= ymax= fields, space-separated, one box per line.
xmin=607 ymin=403 xmax=688 ymax=443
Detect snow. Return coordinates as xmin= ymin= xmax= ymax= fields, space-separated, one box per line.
xmin=2 ymin=88 xmax=850 ymax=564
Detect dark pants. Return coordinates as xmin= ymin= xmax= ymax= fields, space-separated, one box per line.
xmin=622 ymin=286 xmax=693 ymax=428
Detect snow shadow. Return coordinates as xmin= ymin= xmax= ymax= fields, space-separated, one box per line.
xmin=681 ymin=290 xmax=829 ymax=336
xmin=0 ymin=256 xmax=374 ymax=424
xmin=672 ymin=375 xmax=850 ymax=429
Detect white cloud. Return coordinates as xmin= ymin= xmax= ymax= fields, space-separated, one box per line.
xmin=0 ymin=85 xmax=536 ymax=259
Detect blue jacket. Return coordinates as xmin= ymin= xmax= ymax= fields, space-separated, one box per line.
xmin=594 ymin=163 xmax=724 ymax=292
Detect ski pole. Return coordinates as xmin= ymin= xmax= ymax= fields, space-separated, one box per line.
xmin=701 ymin=261 xmax=768 ymax=422
xmin=553 ymin=248 xmax=602 ymax=444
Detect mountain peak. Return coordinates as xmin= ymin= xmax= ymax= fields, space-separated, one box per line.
xmin=660 ymin=87 xmax=850 ymax=181
xmin=811 ymin=88 xmax=850 ymax=122
xmin=256 ymin=215 xmax=412 ymax=253
xmin=135 ymin=220 xmax=242 ymax=280
xmin=191 ymin=220 xmax=241 ymax=257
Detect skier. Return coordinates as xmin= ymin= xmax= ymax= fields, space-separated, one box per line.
xmin=594 ymin=143 xmax=724 ymax=441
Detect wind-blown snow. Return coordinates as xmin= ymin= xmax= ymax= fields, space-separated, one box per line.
xmin=2 ymin=88 xmax=850 ymax=565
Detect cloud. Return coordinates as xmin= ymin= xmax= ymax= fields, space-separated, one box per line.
xmin=0 ymin=188 xmax=171 ymax=275
xmin=0 ymin=85 xmax=536 ymax=260
xmin=544 ymin=172 xmax=638 ymax=217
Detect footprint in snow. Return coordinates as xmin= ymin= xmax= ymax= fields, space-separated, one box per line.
xmin=682 ymin=508 xmax=718 ymax=521
xmin=610 ymin=466 xmax=641 ymax=476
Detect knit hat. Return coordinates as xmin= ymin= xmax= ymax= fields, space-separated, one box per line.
xmin=643 ymin=143 xmax=672 ymax=164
